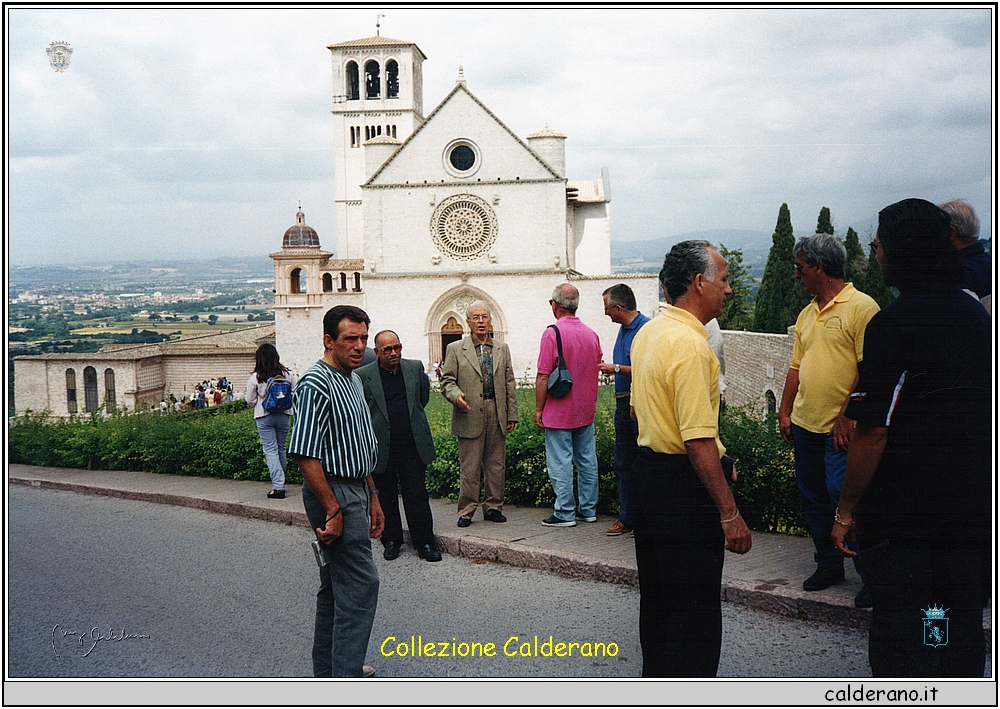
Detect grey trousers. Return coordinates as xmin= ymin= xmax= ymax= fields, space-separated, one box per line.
xmin=302 ymin=477 xmax=379 ymax=677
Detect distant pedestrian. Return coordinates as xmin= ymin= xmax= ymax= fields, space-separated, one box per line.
xmin=246 ymin=343 xmax=297 ymax=500
xmin=535 ymin=283 xmax=603 ymax=528
xmin=938 ymin=199 xmax=991 ymax=314
xmin=597 ymin=283 xmax=650 ymax=537
xmin=288 ymin=305 xmax=383 ymax=678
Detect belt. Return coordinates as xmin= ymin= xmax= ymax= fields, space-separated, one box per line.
xmin=615 ymin=395 xmax=631 ymax=408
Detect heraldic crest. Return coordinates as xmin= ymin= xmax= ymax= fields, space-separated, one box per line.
xmin=46 ymin=41 xmax=72 ymax=72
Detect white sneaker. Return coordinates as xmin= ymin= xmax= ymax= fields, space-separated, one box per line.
xmin=363 ymin=665 xmax=376 ymax=677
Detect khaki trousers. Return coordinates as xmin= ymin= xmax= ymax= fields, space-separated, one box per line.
xmin=457 ymin=402 xmax=506 ymax=519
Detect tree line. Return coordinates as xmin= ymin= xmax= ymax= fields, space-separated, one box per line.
xmin=717 ymin=204 xmax=894 ymax=332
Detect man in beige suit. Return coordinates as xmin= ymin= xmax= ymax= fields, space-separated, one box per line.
xmin=440 ymin=301 xmax=518 ymax=527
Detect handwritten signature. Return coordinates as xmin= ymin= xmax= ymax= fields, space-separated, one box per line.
xmin=51 ymin=624 xmax=150 ymax=658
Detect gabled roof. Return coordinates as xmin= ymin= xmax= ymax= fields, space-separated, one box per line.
xmin=365 ymin=82 xmax=564 ymax=185
xmin=326 ymin=36 xmax=427 ymax=61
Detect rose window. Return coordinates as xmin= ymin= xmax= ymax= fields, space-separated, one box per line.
xmin=431 ymin=194 xmax=497 ymax=261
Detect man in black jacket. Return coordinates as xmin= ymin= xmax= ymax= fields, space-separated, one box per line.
xmin=357 ymin=330 xmax=441 ymax=562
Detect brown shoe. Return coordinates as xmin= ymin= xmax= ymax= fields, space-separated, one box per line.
xmin=606 ymin=519 xmax=632 ymax=536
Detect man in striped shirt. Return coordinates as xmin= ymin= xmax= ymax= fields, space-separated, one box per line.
xmin=288 ymin=305 xmax=384 ymax=678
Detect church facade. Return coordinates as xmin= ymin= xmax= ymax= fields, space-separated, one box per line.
xmin=271 ymin=35 xmax=659 ymax=377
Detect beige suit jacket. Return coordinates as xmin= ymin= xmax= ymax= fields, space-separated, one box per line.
xmin=440 ymin=336 xmax=518 ymax=439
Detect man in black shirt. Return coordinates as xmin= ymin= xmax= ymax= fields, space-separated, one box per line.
xmin=357 ymin=331 xmax=441 ymax=562
xmin=833 ymin=198 xmax=990 ymax=677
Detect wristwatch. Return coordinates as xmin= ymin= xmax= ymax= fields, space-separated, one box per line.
xmin=614 ymin=364 xmax=621 ymax=374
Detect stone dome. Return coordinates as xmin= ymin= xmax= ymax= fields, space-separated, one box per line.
xmin=283 ymin=207 xmax=320 ymax=248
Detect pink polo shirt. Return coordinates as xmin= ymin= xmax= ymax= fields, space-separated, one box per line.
xmin=537 ymin=315 xmax=603 ymax=429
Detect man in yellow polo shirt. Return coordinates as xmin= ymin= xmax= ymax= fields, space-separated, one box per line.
xmin=777 ymin=233 xmax=879 ymax=607
xmin=630 ymin=240 xmax=751 ymax=678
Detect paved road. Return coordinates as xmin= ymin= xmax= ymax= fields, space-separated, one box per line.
xmin=8 ymin=485 xmax=872 ymax=678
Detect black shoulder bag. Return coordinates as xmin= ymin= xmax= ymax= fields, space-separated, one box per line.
xmin=546 ymin=324 xmax=573 ymax=398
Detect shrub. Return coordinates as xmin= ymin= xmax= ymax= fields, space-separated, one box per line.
xmin=722 ymin=406 xmax=806 ymax=536
xmin=8 ymin=388 xmax=806 ymax=535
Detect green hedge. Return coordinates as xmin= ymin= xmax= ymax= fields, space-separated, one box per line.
xmin=8 ymin=387 xmax=805 ymax=535
xmin=9 ymin=401 xmax=301 ymax=484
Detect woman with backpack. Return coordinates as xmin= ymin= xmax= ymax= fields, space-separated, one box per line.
xmin=246 ymin=343 xmax=297 ymax=499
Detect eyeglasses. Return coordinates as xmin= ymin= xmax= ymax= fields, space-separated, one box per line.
xmin=604 ymin=304 xmax=620 ymax=313
xmin=869 ymin=239 xmax=882 ymax=253
xmin=379 ymin=344 xmax=403 ymax=353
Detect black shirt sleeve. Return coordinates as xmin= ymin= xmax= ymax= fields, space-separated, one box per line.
xmin=844 ymin=311 xmax=906 ymax=428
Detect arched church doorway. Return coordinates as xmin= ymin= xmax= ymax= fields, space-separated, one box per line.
xmin=440 ymin=317 xmax=464 ymax=360
xmin=425 ymin=285 xmax=507 ymax=367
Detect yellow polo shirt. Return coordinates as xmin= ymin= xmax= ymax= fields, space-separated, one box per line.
xmin=790 ymin=283 xmax=879 ymax=434
xmin=630 ymin=305 xmax=725 ymax=456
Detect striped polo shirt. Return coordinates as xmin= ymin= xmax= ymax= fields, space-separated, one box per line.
xmin=287 ymin=359 xmax=378 ymax=480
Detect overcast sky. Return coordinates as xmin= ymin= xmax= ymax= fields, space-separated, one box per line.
xmin=6 ymin=6 xmax=994 ymax=266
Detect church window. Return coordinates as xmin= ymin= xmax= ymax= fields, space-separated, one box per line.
xmin=66 ymin=369 xmax=77 ymax=414
xmin=376 ymin=125 xmax=382 ymax=136
xmin=84 ymin=366 xmax=99 ymax=414
xmin=346 ymin=61 xmax=360 ymax=101
xmin=322 ymin=273 xmax=333 ymax=292
xmin=386 ymin=60 xmax=399 ymax=98
xmin=365 ymin=60 xmax=380 ymax=99
xmin=430 ymin=193 xmax=498 ymax=261
xmin=104 ymin=369 xmax=116 ymax=411
xmin=290 ymin=268 xmax=306 ymax=294
xmin=443 ymin=138 xmax=481 ymax=177
xmin=352 ymin=272 xmax=362 ymax=292
xmin=350 ymin=126 xmax=356 ymax=147
xmin=450 ymin=146 xmax=475 ymax=171
xmin=365 ymin=126 xmax=370 ymax=141
xmin=338 ymin=272 xmax=348 ymax=292
xmin=391 ymin=125 xmax=397 ymax=138
xmin=765 ymin=390 xmax=777 ymax=416
xmin=356 ymin=126 xmax=362 ymax=146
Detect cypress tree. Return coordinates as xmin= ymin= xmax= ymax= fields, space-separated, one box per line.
xmin=843 ymin=226 xmax=867 ymax=285
xmin=816 ymin=206 xmax=834 ymax=235
xmin=860 ymin=247 xmax=895 ymax=308
xmin=752 ymin=203 xmax=809 ymax=333
xmin=718 ymin=244 xmax=753 ymax=330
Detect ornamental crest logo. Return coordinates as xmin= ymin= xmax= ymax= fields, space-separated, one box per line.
xmin=46 ymin=41 xmax=73 ymax=72
xmin=922 ymin=605 xmax=949 ymax=647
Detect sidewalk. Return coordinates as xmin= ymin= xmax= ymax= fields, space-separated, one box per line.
xmin=9 ymin=464 xmax=991 ymax=636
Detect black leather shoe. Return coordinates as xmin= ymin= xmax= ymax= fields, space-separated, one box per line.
xmin=457 ymin=517 xmax=472 ymax=528
xmin=484 ymin=509 xmax=507 ymax=523
xmin=418 ymin=543 xmax=442 ymax=562
xmin=383 ymin=541 xmax=400 ymax=560
xmin=854 ymin=584 xmax=872 ymax=608
xmin=803 ymin=566 xmax=845 ymax=591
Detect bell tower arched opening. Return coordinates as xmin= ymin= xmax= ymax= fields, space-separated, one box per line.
xmin=365 ymin=60 xmax=380 ymax=99
xmin=345 ymin=61 xmax=360 ymax=100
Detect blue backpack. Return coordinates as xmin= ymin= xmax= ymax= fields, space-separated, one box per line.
xmin=261 ymin=374 xmax=293 ymax=413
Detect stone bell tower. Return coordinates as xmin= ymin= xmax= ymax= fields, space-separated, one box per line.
xmin=327 ymin=35 xmax=427 ymax=260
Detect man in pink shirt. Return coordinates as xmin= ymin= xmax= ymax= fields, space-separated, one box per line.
xmin=534 ymin=283 xmax=603 ymax=527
